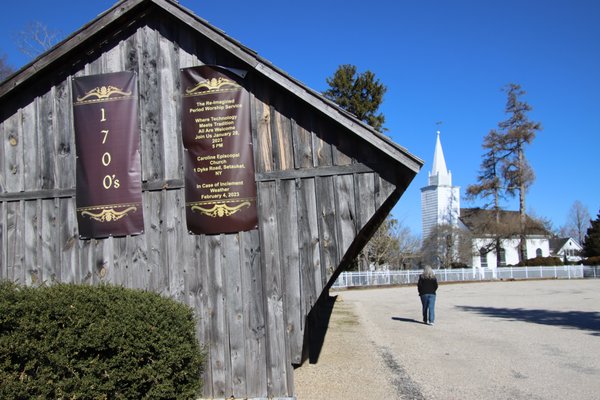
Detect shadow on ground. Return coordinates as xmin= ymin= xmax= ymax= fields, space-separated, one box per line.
xmin=391 ymin=317 xmax=423 ymax=325
xmin=298 ymin=294 xmax=337 ymax=365
xmin=456 ymin=305 xmax=600 ymax=336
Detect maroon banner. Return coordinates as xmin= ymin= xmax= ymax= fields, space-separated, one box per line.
xmin=72 ymin=71 xmax=144 ymax=239
xmin=181 ymin=66 xmax=258 ymax=234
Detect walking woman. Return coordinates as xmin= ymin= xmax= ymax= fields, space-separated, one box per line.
xmin=418 ymin=266 xmax=438 ymax=325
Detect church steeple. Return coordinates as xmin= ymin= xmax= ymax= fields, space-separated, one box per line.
xmin=428 ymin=131 xmax=452 ymax=187
xmin=421 ymin=130 xmax=460 ymax=240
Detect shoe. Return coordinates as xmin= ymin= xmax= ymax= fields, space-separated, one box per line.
xmin=429 ymin=322 xmax=434 ymax=326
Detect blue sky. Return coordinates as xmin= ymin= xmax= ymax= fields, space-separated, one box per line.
xmin=1 ymin=0 xmax=599 ymax=237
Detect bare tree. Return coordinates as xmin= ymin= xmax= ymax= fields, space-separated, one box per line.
xmin=0 ymin=53 xmax=14 ymax=80
xmin=560 ymin=201 xmax=591 ymax=244
xmin=421 ymin=223 xmax=472 ymax=269
xmin=361 ymin=216 xmax=420 ymax=270
xmin=15 ymin=21 xmax=63 ymax=59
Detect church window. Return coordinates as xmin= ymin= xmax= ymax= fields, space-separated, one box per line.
xmin=480 ymin=248 xmax=488 ymax=268
xmin=536 ymin=248 xmax=542 ymax=257
xmin=499 ymin=248 xmax=506 ymax=266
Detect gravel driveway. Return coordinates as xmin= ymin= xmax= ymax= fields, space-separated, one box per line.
xmin=294 ymin=279 xmax=600 ymax=400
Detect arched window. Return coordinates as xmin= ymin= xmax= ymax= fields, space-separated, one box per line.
xmin=499 ymin=248 xmax=506 ymax=267
xmin=480 ymin=248 xmax=488 ymax=268
xmin=536 ymin=248 xmax=542 ymax=257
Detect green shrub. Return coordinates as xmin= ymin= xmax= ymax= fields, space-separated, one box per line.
xmin=515 ymin=256 xmax=563 ymax=267
xmin=0 ymin=282 xmax=204 ymax=400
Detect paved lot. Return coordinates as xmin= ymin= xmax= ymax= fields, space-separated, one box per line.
xmin=294 ymin=279 xmax=600 ymax=400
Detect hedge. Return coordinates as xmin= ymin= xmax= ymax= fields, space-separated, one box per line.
xmin=515 ymin=256 xmax=563 ymax=267
xmin=582 ymin=256 xmax=600 ymax=266
xmin=0 ymin=282 xmax=204 ymax=400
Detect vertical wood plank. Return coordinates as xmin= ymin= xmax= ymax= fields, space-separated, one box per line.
xmin=0 ymin=120 xmax=4 ymax=193
xmin=103 ymin=41 xmax=123 ymax=73
xmin=298 ymin=177 xmax=322 ymax=311
xmin=356 ymin=173 xmax=376 ymax=232
xmin=159 ymin=20 xmax=182 ymax=181
xmin=380 ymin=175 xmax=397 ymax=204
xmin=278 ymin=179 xmax=302 ymax=365
xmin=312 ymin=117 xmax=333 ymax=167
xmin=59 ymin=197 xmax=79 ymax=284
xmin=41 ymin=198 xmax=59 ymax=284
xmin=335 ymin=174 xmax=357 ymax=260
xmin=222 ymin=233 xmax=246 ymax=398
xmin=315 ymin=176 xmax=339 ymax=282
xmin=87 ymin=54 xmax=103 ymax=75
xmin=257 ymin=181 xmax=289 ymax=397
xmin=112 ymin=236 xmax=128 ymax=287
xmin=5 ymin=202 xmax=22 ymax=282
xmin=123 ymin=26 xmax=140 ymax=73
xmin=37 ymin=90 xmax=57 ymax=190
xmin=3 ymin=113 xmax=24 ymax=192
xmin=291 ymin=117 xmax=313 ymax=169
xmin=77 ymin=238 xmax=93 ymax=285
xmin=331 ymin=127 xmax=353 ymax=166
xmin=122 ymin=190 xmax=150 ymax=291
xmin=271 ymin=102 xmax=294 ymax=171
xmin=145 ymin=190 xmax=164 ymax=292
xmin=21 ymin=104 xmax=38 ymax=191
xmin=206 ymin=234 xmax=231 ymax=398
xmin=253 ymin=91 xmax=274 ymax=173
xmin=23 ymin=200 xmax=38 ymax=286
xmin=99 ymin=237 xmax=114 ymax=284
xmin=165 ymin=189 xmax=185 ymax=302
xmin=240 ymin=229 xmax=267 ymax=397
xmin=196 ymin=236 xmax=214 ymax=399
xmin=177 ymin=24 xmax=200 ymax=69
xmin=93 ymin=237 xmax=107 ymax=286
xmin=139 ymin=25 xmax=163 ymax=182
xmin=54 ymin=79 xmax=76 ymax=189
xmin=0 ymin=202 xmax=5 ymax=279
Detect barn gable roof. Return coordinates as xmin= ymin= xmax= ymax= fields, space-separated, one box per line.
xmin=0 ymin=0 xmax=422 ymax=174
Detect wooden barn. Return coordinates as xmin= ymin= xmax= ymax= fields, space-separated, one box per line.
xmin=0 ymin=0 xmax=422 ymax=398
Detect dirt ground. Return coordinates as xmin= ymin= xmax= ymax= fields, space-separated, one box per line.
xmin=294 ymin=279 xmax=600 ymax=400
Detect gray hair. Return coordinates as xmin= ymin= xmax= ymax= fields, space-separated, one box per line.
xmin=422 ymin=265 xmax=436 ymax=279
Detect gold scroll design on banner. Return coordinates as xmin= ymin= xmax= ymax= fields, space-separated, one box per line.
xmin=78 ymin=204 xmax=139 ymax=222
xmin=185 ymin=77 xmax=241 ymax=95
xmin=191 ymin=201 xmax=251 ymax=218
xmin=76 ymin=85 xmax=132 ymax=102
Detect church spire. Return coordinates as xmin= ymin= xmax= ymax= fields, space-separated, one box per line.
xmin=428 ymin=131 xmax=452 ymax=186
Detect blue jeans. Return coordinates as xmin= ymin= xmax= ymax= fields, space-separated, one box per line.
xmin=420 ymin=294 xmax=436 ymax=323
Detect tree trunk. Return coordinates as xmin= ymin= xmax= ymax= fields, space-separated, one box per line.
xmin=518 ymin=147 xmax=526 ymax=262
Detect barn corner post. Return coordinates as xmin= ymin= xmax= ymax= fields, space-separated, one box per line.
xmin=0 ymin=1 xmax=423 ymax=399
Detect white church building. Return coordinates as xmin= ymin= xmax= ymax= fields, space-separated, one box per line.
xmin=421 ymin=132 xmax=551 ymax=270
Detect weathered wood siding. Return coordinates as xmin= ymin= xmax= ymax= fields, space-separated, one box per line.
xmin=0 ymin=5 xmax=414 ymax=400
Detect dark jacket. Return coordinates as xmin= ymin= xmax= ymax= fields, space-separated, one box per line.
xmin=417 ymin=275 xmax=438 ymax=296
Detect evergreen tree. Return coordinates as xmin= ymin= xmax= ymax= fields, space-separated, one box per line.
xmin=323 ymin=64 xmax=387 ymax=132
xmin=582 ymin=210 xmax=600 ymax=257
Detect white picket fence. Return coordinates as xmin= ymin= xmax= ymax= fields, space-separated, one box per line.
xmin=331 ymin=265 xmax=593 ymax=289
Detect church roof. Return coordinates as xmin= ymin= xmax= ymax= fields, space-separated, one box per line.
xmin=426 ymin=131 xmax=452 ymax=187
xmin=460 ymin=208 xmax=549 ymax=236
xmin=432 ymin=131 xmax=449 ymax=177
